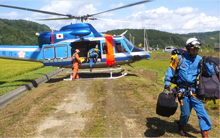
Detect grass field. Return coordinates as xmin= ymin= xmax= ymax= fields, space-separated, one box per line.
xmin=0 ymin=59 xmax=44 ymax=80
xmin=0 ymin=59 xmax=57 ymax=96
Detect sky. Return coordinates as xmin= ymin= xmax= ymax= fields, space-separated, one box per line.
xmin=0 ymin=0 xmax=220 ymax=34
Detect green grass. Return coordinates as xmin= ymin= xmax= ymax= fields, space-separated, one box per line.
xmin=0 ymin=59 xmax=44 ymax=80
xmin=0 ymin=66 xmax=57 ymax=96
xmin=129 ymin=59 xmax=170 ymax=85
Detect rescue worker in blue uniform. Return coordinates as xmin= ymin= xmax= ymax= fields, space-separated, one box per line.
xmin=164 ymin=38 xmax=214 ymax=138
xmin=87 ymin=45 xmax=100 ymax=72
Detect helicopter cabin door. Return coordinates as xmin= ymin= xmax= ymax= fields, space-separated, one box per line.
xmin=43 ymin=43 xmax=70 ymax=66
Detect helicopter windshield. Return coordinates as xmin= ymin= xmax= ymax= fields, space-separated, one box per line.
xmin=123 ymin=37 xmax=134 ymax=51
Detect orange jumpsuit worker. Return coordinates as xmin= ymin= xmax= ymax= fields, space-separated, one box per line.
xmin=71 ymin=49 xmax=81 ymax=80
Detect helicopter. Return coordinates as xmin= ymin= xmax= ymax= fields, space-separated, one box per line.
xmin=0 ymin=0 xmax=151 ymax=80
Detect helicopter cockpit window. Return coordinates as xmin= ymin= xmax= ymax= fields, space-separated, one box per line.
xmin=115 ymin=42 xmax=122 ymax=53
xmin=124 ymin=37 xmax=134 ymax=51
xmin=122 ymin=43 xmax=128 ymax=53
xmin=102 ymin=43 xmax=108 ymax=54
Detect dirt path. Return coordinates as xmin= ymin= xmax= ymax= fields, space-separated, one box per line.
xmin=35 ymin=82 xmax=93 ymax=137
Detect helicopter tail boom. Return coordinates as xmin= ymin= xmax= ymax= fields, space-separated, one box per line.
xmin=0 ymin=45 xmax=43 ymax=62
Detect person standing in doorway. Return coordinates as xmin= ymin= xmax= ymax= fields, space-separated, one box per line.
xmin=87 ymin=45 xmax=100 ymax=72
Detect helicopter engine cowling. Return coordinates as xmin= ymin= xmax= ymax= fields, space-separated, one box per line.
xmin=60 ymin=23 xmax=91 ymax=37
xmin=38 ymin=32 xmax=51 ymax=47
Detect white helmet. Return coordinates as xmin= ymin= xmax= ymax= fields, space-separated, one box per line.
xmin=95 ymin=45 xmax=98 ymax=49
xmin=185 ymin=38 xmax=202 ymax=49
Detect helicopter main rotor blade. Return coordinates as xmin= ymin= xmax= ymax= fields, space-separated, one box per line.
xmin=89 ymin=0 xmax=152 ymax=17
xmin=88 ymin=17 xmax=141 ymax=23
xmin=0 ymin=4 xmax=75 ymax=18
xmin=37 ymin=18 xmax=74 ymax=21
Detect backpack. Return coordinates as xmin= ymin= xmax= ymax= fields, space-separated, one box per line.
xmin=170 ymin=49 xmax=187 ymax=84
xmin=197 ymin=56 xmax=220 ymax=100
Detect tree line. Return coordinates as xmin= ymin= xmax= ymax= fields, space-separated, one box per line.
xmin=106 ymin=29 xmax=219 ymax=49
xmin=0 ymin=18 xmax=219 ymax=49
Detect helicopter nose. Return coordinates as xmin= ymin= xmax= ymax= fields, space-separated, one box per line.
xmin=146 ymin=54 xmax=151 ymax=59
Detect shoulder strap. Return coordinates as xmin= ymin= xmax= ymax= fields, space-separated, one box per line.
xmin=199 ymin=59 xmax=204 ymax=74
xmin=177 ymin=54 xmax=184 ymax=70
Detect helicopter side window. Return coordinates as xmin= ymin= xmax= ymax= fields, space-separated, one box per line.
xmin=115 ymin=42 xmax=122 ymax=53
xmin=44 ymin=46 xmax=55 ymax=60
xmin=102 ymin=43 xmax=108 ymax=54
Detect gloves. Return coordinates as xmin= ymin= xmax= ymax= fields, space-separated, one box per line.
xmin=164 ymin=85 xmax=170 ymax=91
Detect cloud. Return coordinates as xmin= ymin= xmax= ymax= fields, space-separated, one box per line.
xmin=5 ymin=1 xmax=219 ymax=34
xmin=0 ymin=11 xmax=21 ymax=19
xmin=108 ymin=6 xmax=220 ymax=34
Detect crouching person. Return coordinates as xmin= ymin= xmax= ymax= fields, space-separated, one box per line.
xmin=164 ymin=38 xmax=214 ymax=137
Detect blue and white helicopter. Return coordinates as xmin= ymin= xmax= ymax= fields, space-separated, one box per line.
xmin=0 ymin=0 xmax=151 ymax=80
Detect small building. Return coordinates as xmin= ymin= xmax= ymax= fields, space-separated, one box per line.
xmin=214 ymin=43 xmax=220 ymax=52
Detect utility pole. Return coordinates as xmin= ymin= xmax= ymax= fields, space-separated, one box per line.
xmin=144 ymin=28 xmax=145 ymax=51
xmin=145 ymin=29 xmax=150 ymax=52
xmin=133 ymin=37 xmax=135 ymax=46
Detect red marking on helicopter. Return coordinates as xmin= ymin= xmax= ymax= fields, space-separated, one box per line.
xmin=51 ymin=31 xmax=54 ymax=44
xmin=104 ymin=34 xmax=115 ymax=66
xmin=56 ymin=34 xmax=63 ymax=39
xmin=18 ymin=51 xmax=25 ymax=58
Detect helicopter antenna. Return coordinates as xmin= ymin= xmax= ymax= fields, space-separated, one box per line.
xmin=120 ymin=30 xmax=128 ymax=36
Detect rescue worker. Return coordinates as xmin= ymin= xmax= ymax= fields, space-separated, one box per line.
xmin=87 ymin=45 xmax=100 ymax=72
xmin=71 ymin=49 xmax=81 ymax=80
xmin=164 ymin=38 xmax=214 ymax=138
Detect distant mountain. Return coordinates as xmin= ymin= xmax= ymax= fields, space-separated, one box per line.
xmin=178 ymin=31 xmax=219 ymax=47
xmin=106 ymin=29 xmax=219 ymax=49
xmin=0 ymin=18 xmax=219 ymax=49
xmin=0 ymin=18 xmax=51 ymax=45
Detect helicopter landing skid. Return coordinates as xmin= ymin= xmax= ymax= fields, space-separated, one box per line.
xmin=63 ymin=68 xmax=127 ymax=81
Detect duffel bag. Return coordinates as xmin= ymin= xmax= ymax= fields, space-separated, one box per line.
xmin=156 ymin=90 xmax=178 ymax=117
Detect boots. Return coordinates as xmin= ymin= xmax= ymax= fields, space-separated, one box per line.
xmin=177 ymin=121 xmax=186 ymax=136
xmin=201 ymin=131 xmax=208 ymax=138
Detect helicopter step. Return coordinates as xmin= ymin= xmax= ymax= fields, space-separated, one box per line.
xmin=63 ymin=68 xmax=127 ymax=80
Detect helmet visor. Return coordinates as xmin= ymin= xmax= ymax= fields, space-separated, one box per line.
xmin=191 ymin=40 xmax=201 ymax=49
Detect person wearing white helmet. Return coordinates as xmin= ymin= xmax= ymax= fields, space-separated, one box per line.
xmin=164 ymin=38 xmax=214 ymax=137
xmin=71 ymin=49 xmax=81 ymax=80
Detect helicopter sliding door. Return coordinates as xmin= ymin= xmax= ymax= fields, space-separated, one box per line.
xmin=43 ymin=43 xmax=71 ymax=66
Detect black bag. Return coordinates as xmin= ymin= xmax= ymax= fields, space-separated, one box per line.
xmin=156 ymin=90 xmax=178 ymax=117
xmin=197 ymin=57 xmax=220 ymax=100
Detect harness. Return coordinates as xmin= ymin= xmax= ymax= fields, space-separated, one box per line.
xmin=175 ymin=84 xmax=202 ymax=105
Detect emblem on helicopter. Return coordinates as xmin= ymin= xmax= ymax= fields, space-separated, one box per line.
xmin=0 ymin=0 xmax=152 ymax=80
xmin=56 ymin=34 xmax=64 ymax=39
xmin=18 ymin=51 xmax=25 ymax=58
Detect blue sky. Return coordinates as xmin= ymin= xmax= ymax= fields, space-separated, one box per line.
xmin=0 ymin=0 xmax=219 ymax=34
